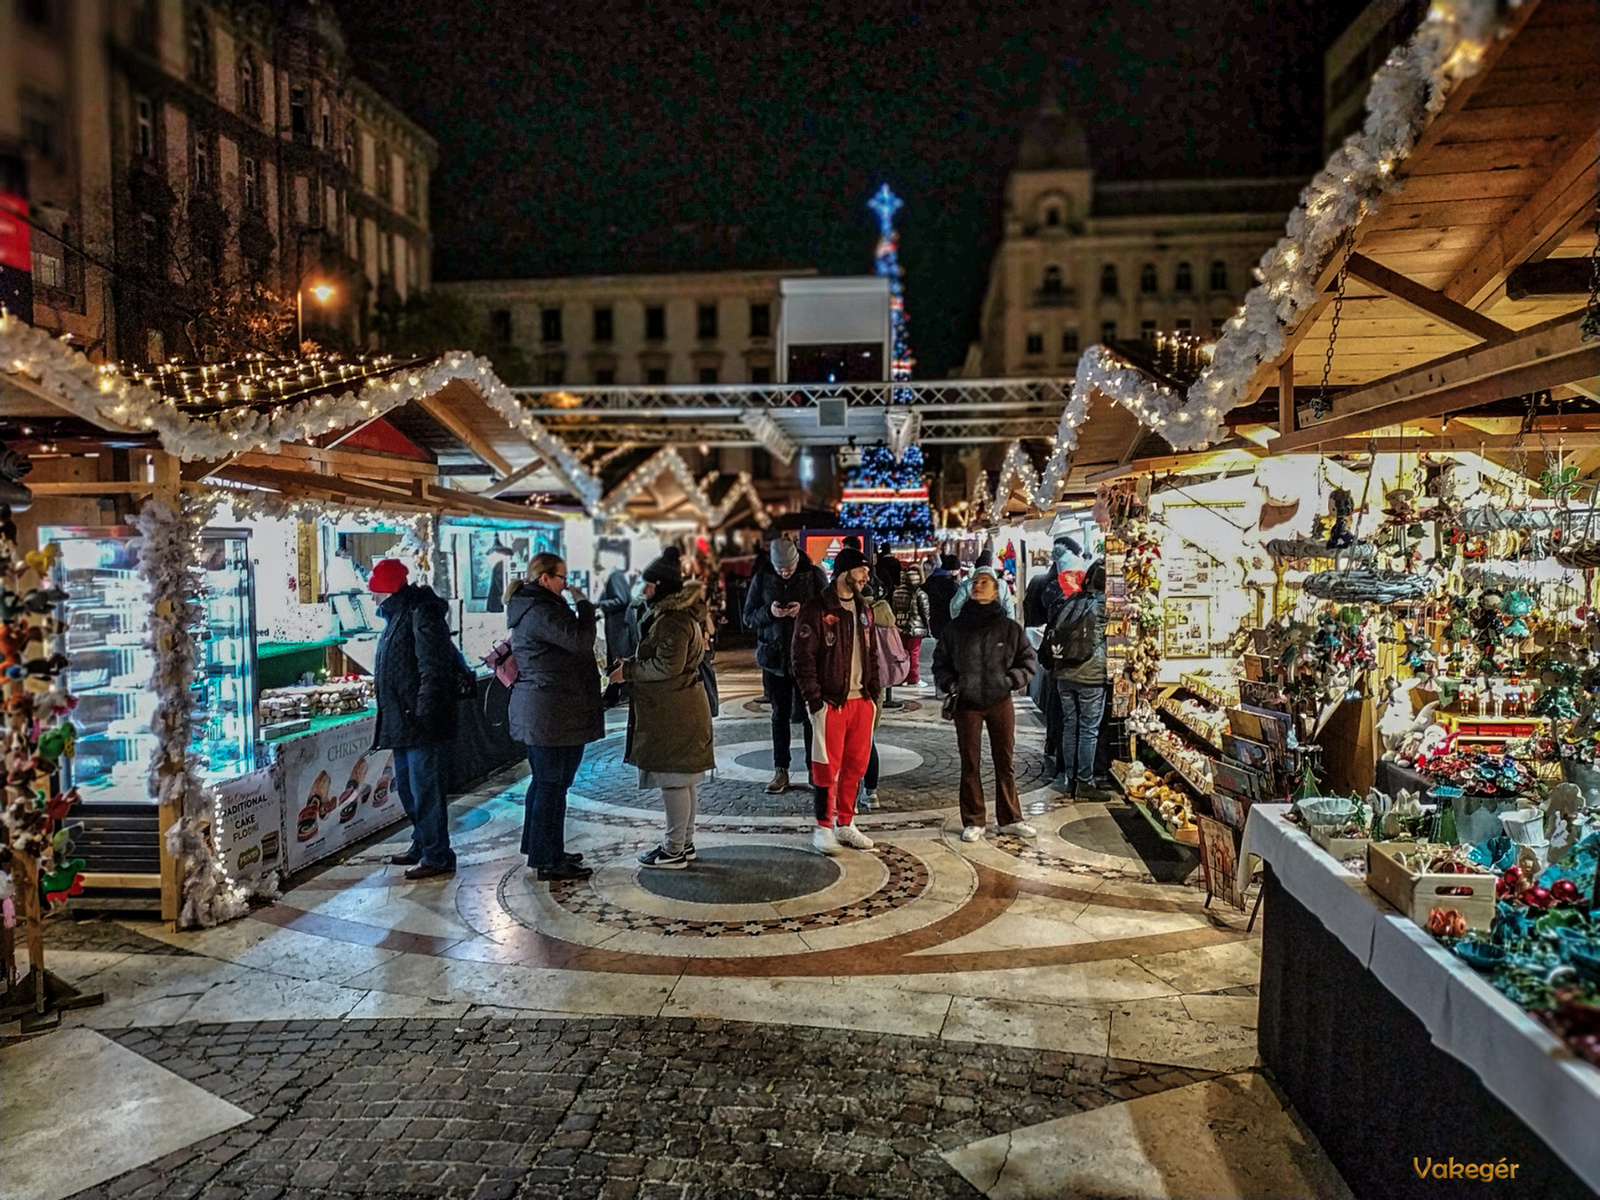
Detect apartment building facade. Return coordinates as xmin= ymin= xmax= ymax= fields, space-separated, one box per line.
xmin=0 ymin=0 xmax=436 ymax=362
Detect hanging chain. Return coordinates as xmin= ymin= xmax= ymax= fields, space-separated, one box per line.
xmin=1312 ymin=234 xmax=1356 ymax=419
xmin=1582 ymin=197 xmax=1600 ymax=342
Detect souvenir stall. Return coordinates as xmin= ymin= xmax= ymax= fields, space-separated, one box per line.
xmin=1050 ymin=0 xmax=1600 ymax=1190
xmin=0 ymin=319 xmax=599 ymax=950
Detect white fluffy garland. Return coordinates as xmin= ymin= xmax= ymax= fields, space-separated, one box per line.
xmin=984 ymin=383 xmax=1094 ymax=515
xmin=0 ymin=316 xmax=606 ymax=509
xmin=595 ymin=447 xmax=771 ymax=529
xmin=207 ymin=486 xmax=433 ymax=570
xmin=1080 ymin=0 xmax=1522 ymax=451
xmin=136 ymin=494 xmax=250 ymax=929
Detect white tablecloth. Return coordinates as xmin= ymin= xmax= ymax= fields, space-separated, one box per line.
xmin=1239 ymin=804 xmax=1600 ymax=1193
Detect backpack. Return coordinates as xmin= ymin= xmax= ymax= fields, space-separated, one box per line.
xmin=1049 ymin=593 xmax=1100 ymax=668
xmin=874 ymin=622 xmax=912 ymax=687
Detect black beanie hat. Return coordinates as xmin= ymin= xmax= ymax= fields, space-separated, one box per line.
xmin=832 ymin=546 xmax=869 ymax=578
xmin=642 ymin=545 xmax=683 ymax=591
xmin=940 ymin=553 xmax=959 ymax=571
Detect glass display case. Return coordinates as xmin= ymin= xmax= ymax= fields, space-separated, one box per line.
xmin=43 ymin=526 xmax=258 ymax=802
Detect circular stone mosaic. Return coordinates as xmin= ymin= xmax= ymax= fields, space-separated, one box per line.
xmin=535 ymin=841 xmax=931 ymax=937
xmin=635 ymin=844 xmax=841 ymax=904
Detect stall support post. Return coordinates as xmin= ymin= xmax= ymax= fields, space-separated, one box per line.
xmin=1277 ymin=356 xmax=1295 ymax=434
xmin=0 ymin=855 xmax=104 ymax=1031
xmin=152 ymin=451 xmax=184 ymax=928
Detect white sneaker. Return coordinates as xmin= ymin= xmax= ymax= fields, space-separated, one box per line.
xmin=998 ymin=821 xmax=1038 ymax=839
xmin=812 ymin=825 xmax=841 ymax=856
xmin=959 ymin=825 xmax=983 ymax=843
xmin=834 ymin=823 xmax=874 ymax=850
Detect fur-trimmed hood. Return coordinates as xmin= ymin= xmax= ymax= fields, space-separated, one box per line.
xmin=650 ymin=578 xmax=708 ymax=619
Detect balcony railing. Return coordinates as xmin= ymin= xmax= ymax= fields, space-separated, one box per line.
xmin=1031 ymin=288 xmax=1078 ymax=307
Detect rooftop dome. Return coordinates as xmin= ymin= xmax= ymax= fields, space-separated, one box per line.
xmin=1017 ymin=96 xmax=1091 ymax=172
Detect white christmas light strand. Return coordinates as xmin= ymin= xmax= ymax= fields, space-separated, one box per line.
xmin=204 ymin=486 xmax=434 ymax=570
xmin=1078 ymin=0 xmax=1522 ymax=451
xmin=594 ymin=447 xmax=771 ymax=529
xmin=136 ymin=493 xmax=250 ymax=929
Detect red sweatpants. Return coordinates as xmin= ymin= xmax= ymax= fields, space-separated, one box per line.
xmin=903 ymin=636 xmax=923 ymax=684
xmin=811 ymin=696 xmax=875 ymax=828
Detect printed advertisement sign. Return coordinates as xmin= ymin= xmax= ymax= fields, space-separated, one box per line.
xmin=212 ymin=767 xmax=283 ymax=893
xmin=277 ymin=714 xmax=402 ymax=873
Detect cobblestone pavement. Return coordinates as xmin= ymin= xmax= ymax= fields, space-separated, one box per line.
xmin=67 ymin=1015 xmax=1218 ymax=1200
xmin=572 ymin=718 xmax=1051 ymax=817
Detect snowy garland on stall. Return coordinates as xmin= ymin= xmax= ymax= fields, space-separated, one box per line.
xmin=593 ymin=447 xmax=771 ymax=529
xmin=136 ymin=494 xmax=250 ymax=929
xmin=205 ymin=486 xmax=434 ymax=575
xmin=1073 ymin=0 xmax=1523 ymax=450
xmin=0 ymin=317 xmax=604 ymax=510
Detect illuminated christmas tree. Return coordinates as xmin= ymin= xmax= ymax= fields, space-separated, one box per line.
xmin=837 ymin=184 xmax=934 ymax=542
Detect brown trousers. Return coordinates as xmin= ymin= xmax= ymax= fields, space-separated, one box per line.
xmin=953 ymin=697 xmax=1021 ymax=828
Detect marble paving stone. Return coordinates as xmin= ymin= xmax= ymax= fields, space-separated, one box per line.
xmin=941 ymin=994 xmax=1112 ymax=1056
xmin=18 ymin=947 xmax=135 ymax=979
xmin=67 ymin=954 xmax=250 ymax=1029
xmin=1108 ymin=998 xmax=1260 ymax=1073
xmin=1071 ymin=905 xmax=1213 ymax=940
xmin=883 ymin=958 xmax=1182 ymax=1005
xmin=1 ymin=1027 xmax=250 ymax=1200
xmin=226 ymin=923 xmax=407 ymax=986
xmin=1131 ymin=937 xmax=1263 ymax=993
xmin=942 ymin=1071 xmax=1352 ymax=1200
xmin=912 ymin=893 xmax=1095 ymax=955
xmin=342 ymin=989 xmax=474 ymax=1019
xmin=178 ymin=971 xmax=375 ymax=1024
xmin=1181 ymin=992 xmax=1260 ymax=1028
xmin=279 ymin=874 xmax=480 ymax=940
xmin=661 ymin=974 xmax=953 ymax=1038
xmin=339 ymin=951 xmax=676 ymax=1016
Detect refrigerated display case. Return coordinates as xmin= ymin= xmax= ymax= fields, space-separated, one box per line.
xmin=42 ymin=525 xmax=258 ymax=803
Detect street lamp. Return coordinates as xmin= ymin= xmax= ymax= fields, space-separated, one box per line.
xmin=296 ymin=280 xmax=336 ymax=348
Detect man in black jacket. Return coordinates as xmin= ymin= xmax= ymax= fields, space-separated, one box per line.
xmin=742 ymin=537 xmax=826 ymax=793
xmin=369 ymin=558 xmax=460 ymax=880
xmin=595 ymin=553 xmax=638 ymax=666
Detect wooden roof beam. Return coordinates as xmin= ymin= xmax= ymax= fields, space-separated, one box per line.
xmin=415 ymin=391 xmax=516 ymax=478
xmin=1345 ymin=253 xmax=1514 ymax=343
xmin=481 ymin=455 xmax=547 ymax=499
xmin=1444 ymin=126 xmax=1600 ymax=310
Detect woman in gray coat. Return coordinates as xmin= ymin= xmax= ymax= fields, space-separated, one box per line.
xmin=506 ymin=552 xmax=604 ymax=881
xmin=607 ymin=547 xmax=714 ymax=870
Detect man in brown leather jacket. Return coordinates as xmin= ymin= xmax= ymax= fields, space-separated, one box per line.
xmin=791 ymin=547 xmax=881 ymax=856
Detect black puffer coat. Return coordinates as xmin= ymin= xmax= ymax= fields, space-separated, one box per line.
xmin=505 ymin=583 xmax=605 ymax=748
xmin=742 ymin=551 xmax=826 ymax=673
xmin=372 ymin=584 xmax=461 ymax=749
xmin=932 ymin=600 xmax=1036 ymax=711
xmin=919 ymin=569 xmax=959 ymax=638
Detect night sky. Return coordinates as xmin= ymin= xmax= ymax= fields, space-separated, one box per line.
xmin=333 ymin=0 xmax=1370 ymax=376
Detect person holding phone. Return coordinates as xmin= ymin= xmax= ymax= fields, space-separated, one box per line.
xmin=506 ymin=552 xmax=603 ymax=881
xmin=741 ymin=537 xmax=827 ymax=795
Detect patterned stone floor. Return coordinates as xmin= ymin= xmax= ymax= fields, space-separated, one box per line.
xmin=7 ymin=649 xmax=1351 ymax=1200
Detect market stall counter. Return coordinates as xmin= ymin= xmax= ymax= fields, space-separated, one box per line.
xmin=1238 ymin=805 xmax=1599 ymax=1198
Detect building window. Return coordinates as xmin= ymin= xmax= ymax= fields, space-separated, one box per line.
xmin=1210 ymin=260 xmax=1229 ymax=291
xmin=698 ymin=366 xmax=719 ymax=384
xmin=32 ymin=249 xmax=63 ymax=288
xmin=320 ymin=105 xmax=331 ymax=147
xmin=238 ymin=50 xmax=259 ymax=119
xmin=242 ymin=156 xmax=259 ymax=209
xmin=594 ymin=368 xmax=616 ymax=385
xmin=193 ymin=134 xmax=211 ymax=191
xmin=138 ymin=212 xmax=161 ymax=268
xmin=1101 ymin=320 xmax=1117 ymax=343
xmin=1042 ymin=265 xmax=1063 ymax=295
xmin=1175 ymin=261 xmax=1193 ymax=293
xmin=146 ymin=328 xmax=164 ymax=364
xmin=542 ymin=365 xmax=564 ymax=385
xmin=1061 ymin=329 xmax=1079 ymax=354
xmin=403 ymin=165 xmax=418 ymax=217
xmin=751 ymin=365 xmax=772 ymax=384
xmin=752 ymin=448 xmax=773 ymax=479
xmin=343 ymin=122 xmax=356 ymax=167
xmin=19 ymin=0 xmax=52 ymax=28
xmin=1099 ymin=264 xmax=1117 ymax=297
xmin=1211 ymin=316 xmax=1226 ymax=336
xmin=645 ymin=305 xmax=666 ymax=340
xmin=646 ymin=366 xmax=667 ymax=385
xmin=697 ymin=303 xmax=718 ymax=340
xmin=1044 ymin=206 xmax=1061 ymax=227
xmin=749 ymin=302 xmax=771 ymax=338
xmin=290 ymin=88 xmax=310 ymax=139
xmin=1176 ymin=317 xmax=1192 ymax=334
xmin=1139 ymin=263 xmax=1158 ymax=294
xmin=1140 ymin=319 xmax=1157 ymax=341
xmin=134 ymin=95 xmax=155 ymax=160
xmin=592 ymin=306 xmax=613 ymax=342
xmin=540 ymin=307 xmax=562 ymax=344
xmin=374 ymin=145 xmax=391 ymax=199
xmin=187 ymin=9 xmax=211 ymax=87
xmin=21 ymin=91 xmax=60 ymax=163
xmin=1025 ymin=331 xmax=1044 ymax=356
xmin=489 ymin=309 xmax=512 ymax=343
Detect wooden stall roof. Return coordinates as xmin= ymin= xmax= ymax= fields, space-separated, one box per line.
xmin=1262 ymin=0 xmax=1599 ymax=448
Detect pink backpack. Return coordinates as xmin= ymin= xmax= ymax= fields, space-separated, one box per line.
xmin=874 ymin=622 xmax=912 ymax=687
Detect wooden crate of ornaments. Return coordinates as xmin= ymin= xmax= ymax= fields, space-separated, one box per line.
xmin=1365 ymin=842 xmax=1498 ymax=931
xmin=1309 ymin=824 xmax=1374 ymax=864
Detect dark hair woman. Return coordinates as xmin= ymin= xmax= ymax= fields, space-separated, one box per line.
xmin=506 ymin=552 xmax=604 ymax=881
xmin=607 ymin=547 xmax=714 ymax=869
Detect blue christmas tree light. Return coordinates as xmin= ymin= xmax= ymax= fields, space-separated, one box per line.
xmin=838 ymin=184 xmax=934 ymax=542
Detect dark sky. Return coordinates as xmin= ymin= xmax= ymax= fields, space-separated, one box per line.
xmin=333 ymin=0 xmax=1369 ymax=376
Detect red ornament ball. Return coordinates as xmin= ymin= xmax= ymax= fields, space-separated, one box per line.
xmin=1524 ymin=886 xmax=1554 ymax=910
xmin=1549 ymin=879 xmax=1581 ymax=905
xmin=1501 ymin=865 xmax=1524 ymax=888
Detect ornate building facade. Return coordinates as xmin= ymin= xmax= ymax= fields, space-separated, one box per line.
xmin=960 ymin=100 xmax=1304 ymax=379
xmin=0 ymin=0 xmax=435 ymax=362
